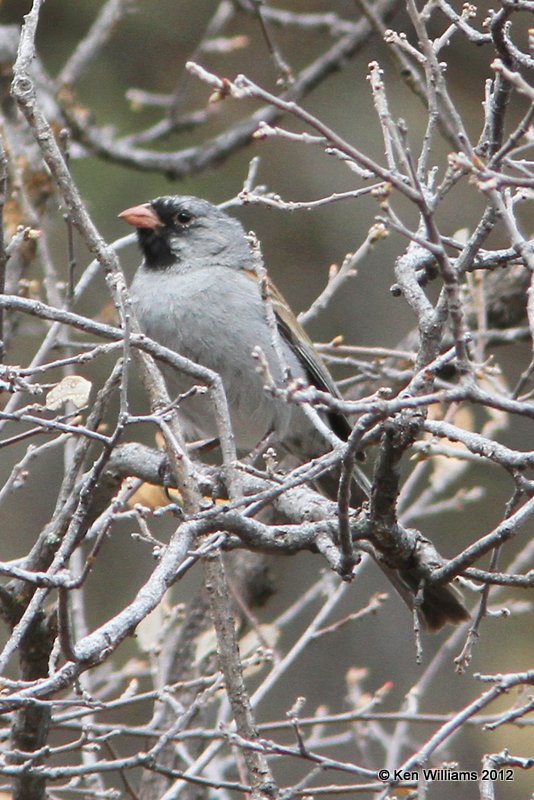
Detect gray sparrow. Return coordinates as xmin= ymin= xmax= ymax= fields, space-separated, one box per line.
xmin=120 ymin=195 xmax=469 ymax=631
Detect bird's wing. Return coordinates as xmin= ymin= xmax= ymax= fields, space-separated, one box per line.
xmin=267 ymin=278 xmax=353 ymax=442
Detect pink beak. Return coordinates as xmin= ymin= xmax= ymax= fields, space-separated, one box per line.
xmin=118 ymin=204 xmax=163 ymax=229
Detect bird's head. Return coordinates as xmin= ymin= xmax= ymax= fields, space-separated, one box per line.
xmin=119 ymin=195 xmax=251 ymax=271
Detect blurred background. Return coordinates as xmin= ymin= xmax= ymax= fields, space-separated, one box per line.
xmin=1 ymin=1 xmax=533 ymax=798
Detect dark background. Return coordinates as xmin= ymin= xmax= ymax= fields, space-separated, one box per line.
xmin=1 ymin=2 xmax=533 ymax=797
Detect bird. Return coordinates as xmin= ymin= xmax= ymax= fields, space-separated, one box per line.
xmin=119 ymin=194 xmax=469 ymax=631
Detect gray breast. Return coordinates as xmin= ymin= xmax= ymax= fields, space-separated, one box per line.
xmin=130 ymin=264 xmax=303 ymax=451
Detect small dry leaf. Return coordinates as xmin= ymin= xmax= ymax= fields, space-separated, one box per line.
xmin=127 ymin=481 xmax=182 ymax=510
xmin=128 ymin=482 xmax=167 ymax=510
xmin=128 ymin=480 xmax=220 ymax=510
xmin=45 ymin=375 xmax=92 ymax=410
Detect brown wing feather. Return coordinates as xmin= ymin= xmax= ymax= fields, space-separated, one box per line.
xmin=269 ymin=282 xmax=353 ymax=442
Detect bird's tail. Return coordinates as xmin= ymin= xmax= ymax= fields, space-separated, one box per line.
xmin=315 ymin=466 xmax=469 ymax=632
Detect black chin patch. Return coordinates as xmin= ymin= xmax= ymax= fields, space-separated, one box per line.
xmin=137 ymin=228 xmax=175 ymax=269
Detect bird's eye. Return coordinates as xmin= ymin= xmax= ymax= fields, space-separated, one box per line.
xmin=174 ymin=210 xmax=193 ymax=225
